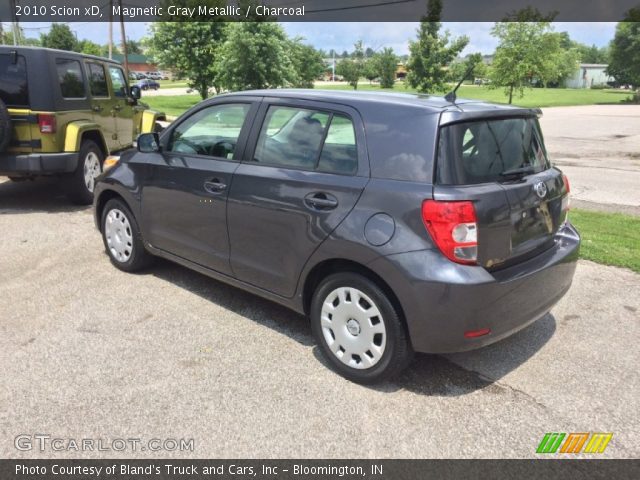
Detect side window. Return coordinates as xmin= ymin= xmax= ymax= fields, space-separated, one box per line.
xmin=168 ymin=103 xmax=250 ymax=159
xmin=87 ymin=63 xmax=108 ymax=97
xmin=317 ymin=114 xmax=357 ymax=174
xmin=56 ymin=59 xmax=85 ymax=98
xmin=253 ymin=106 xmax=357 ymax=174
xmin=108 ymin=66 xmax=127 ymax=98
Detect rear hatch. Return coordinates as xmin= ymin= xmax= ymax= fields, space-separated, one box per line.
xmin=434 ymin=112 xmax=569 ymax=269
xmin=0 ymin=52 xmax=33 ymax=153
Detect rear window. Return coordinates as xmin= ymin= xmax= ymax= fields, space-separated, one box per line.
xmin=436 ymin=117 xmax=550 ymax=185
xmin=0 ymin=53 xmax=28 ymax=107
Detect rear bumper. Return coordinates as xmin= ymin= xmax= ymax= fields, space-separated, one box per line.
xmin=0 ymin=152 xmax=78 ymax=176
xmin=370 ymin=222 xmax=580 ymax=353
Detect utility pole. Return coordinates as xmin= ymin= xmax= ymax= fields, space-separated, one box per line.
xmin=108 ymin=0 xmax=113 ymax=59
xmin=118 ymin=0 xmax=129 ymax=77
xmin=332 ymin=50 xmax=335 ymax=81
xmin=10 ymin=0 xmax=18 ymax=45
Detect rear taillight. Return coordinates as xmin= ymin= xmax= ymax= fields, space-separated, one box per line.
xmin=562 ymin=174 xmax=571 ymax=212
xmin=422 ymin=200 xmax=478 ymax=265
xmin=38 ymin=114 xmax=56 ymax=134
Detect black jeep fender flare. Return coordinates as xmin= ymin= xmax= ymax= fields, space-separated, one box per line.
xmin=0 ymin=99 xmax=12 ymax=152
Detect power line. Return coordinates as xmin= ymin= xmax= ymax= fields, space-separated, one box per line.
xmin=306 ymin=0 xmax=415 ymax=14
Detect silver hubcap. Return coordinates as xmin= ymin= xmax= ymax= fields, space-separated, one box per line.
xmin=321 ymin=287 xmax=386 ymax=370
xmin=83 ymin=152 xmax=101 ymax=193
xmin=104 ymin=209 xmax=133 ymax=263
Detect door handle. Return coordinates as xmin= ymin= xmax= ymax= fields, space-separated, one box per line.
xmin=112 ymin=104 xmax=122 ymax=111
xmin=304 ymin=192 xmax=338 ymax=210
xmin=92 ymin=105 xmax=103 ymax=112
xmin=204 ymin=179 xmax=227 ymax=194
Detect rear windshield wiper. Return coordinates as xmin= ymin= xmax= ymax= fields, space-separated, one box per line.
xmin=499 ymin=165 xmax=535 ymax=179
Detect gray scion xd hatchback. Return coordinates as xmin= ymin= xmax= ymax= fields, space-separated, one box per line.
xmin=94 ymin=90 xmax=580 ymax=383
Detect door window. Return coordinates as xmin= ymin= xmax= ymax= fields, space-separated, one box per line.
xmin=167 ymin=103 xmax=250 ymax=159
xmin=87 ymin=63 xmax=109 ymax=97
xmin=108 ymin=66 xmax=127 ymax=97
xmin=253 ymin=106 xmax=357 ymax=174
xmin=56 ymin=59 xmax=85 ymax=98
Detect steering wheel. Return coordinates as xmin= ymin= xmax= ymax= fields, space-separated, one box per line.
xmin=172 ymin=138 xmax=202 ymax=155
xmin=210 ymin=140 xmax=235 ymax=158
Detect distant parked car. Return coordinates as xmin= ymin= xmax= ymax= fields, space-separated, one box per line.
xmin=136 ymin=79 xmax=160 ymax=91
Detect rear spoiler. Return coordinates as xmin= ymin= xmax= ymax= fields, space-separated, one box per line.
xmin=439 ymin=107 xmax=542 ymax=126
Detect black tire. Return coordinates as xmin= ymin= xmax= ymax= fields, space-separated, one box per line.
xmin=101 ymin=198 xmax=153 ymax=272
xmin=310 ymin=272 xmax=413 ymax=384
xmin=66 ymin=140 xmax=104 ymax=205
xmin=0 ymin=99 xmax=12 ymax=152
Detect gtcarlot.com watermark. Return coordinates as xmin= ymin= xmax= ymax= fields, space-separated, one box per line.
xmin=15 ymin=434 xmax=194 ymax=453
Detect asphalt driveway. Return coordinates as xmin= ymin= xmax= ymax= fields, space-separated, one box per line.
xmin=0 ymin=178 xmax=638 ymax=459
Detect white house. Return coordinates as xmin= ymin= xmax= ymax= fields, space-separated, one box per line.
xmin=565 ymin=64 xmax=614 ymax=89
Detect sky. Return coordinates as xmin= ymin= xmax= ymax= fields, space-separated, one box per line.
xmin=14 ymin=22 xmax=617 ymax=56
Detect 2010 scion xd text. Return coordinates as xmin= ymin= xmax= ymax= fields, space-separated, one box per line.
xmin=93 ymin=90 xmax=580 ymax=383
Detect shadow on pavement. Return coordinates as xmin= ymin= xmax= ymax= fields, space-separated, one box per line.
xmin=151 ymin=258 xmax=314 ymax=348
xmin=0 ymin=177 xmax=88 ymax=214
xmin=151 ymin=257 xmax=557 ymax=397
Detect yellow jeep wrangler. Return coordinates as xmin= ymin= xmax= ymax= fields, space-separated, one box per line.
xmin=0 ymin=46 xmax=165 ymax=204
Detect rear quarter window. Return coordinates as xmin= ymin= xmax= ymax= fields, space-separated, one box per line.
xmin=437 ymin=117 xmax=550 ymax=185
xmin=0 ymin=54 xmax=29 ymax=107
xmin=56 ymin=59 xmax=85 ymax=99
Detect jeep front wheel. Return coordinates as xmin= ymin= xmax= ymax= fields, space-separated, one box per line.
xmin=66 ymin=140 xmax=103 ymax=205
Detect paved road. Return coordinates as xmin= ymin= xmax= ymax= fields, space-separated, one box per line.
xmin=540 ymin=105 xmax=640 ymax=215
xmin=0 ymin=179 xmax=638 ymax=459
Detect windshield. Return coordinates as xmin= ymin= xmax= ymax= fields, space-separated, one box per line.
xmin=0 ymin=54 xmax=29 ymax=107
xmin=436 ymin=117 xmax=550 ymax=185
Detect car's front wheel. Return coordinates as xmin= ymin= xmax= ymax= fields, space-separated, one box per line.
xmin=310 ymin=272 xmax=413 ymax=383
xmin=101 ymin=198 xmax=153 ymax=272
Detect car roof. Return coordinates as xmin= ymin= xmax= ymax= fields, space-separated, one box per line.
xmin=224 ymin=88 xmax=530 ymax=114
xmin=0 ymin=45 xmax=121 ymax=65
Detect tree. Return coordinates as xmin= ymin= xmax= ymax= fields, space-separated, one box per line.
xmin=147 ymin=22 xmax=225 ymax=99
xmin=575 ymin=44 xmax=609 ymax=64
xmin=99 ymin=44 xmax=121 ymax=58
xmin=607 ymin=8 xmax=640 ymax=101
xmin=217 ymin=22 xmax=295 ymax=91
xmin=336 ymin=41 xmax=365 ymax=90
xmin=289 ymin=39 xmax=326 ymax=88
xmin=448 ymin=53 xmax=487 ymax=84
xmin=406 ymin=0 xmax=469 ymax=93
xmin=77 ymin=40 xmax=102 ymax=56
xmin=373 ymin=48 xmax=398 ymax=88
xmin=126 ymin=39 xmax=143 ymax=55
xmin=490 ymin=21 xmax=575 ymax=103
xmin=40 ymin=23 xmax=77 ymax=52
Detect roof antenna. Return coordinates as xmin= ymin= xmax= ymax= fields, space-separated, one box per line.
xmin=445 ymin=63 xmax=476 ymax=103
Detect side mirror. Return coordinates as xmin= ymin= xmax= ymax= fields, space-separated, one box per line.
xmin=137 ymin=133 xmax=161 ymax=153
xmin=130 ymin=85 xmax=141 ymax=100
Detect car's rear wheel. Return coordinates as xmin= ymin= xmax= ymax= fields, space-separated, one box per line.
xmin=310 ymin=272 xmax=413 ymax=383
xmin=101 ymin=198 xmax=153 ymax=272
xmin=66 ymin=140 xmax=103 ymax=205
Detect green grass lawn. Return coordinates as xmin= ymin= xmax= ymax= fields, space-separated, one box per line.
xmin=569 ymin=209 xmax=640 ymax=273
xmin=322 ymin=83 xmax=633 ymax=108
xmin=141 ymin=85 xmax=633 ymax=117
xmin=142 ymin=94 xmax=201 ymax=117
xmin=158 ymin=80 xmax=190 ymax=89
